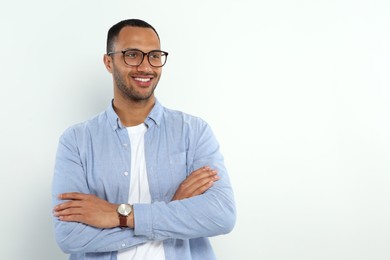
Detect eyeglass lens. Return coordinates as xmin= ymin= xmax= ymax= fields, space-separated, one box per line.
xmin=123 ymin=50 xmax=167 ymax=67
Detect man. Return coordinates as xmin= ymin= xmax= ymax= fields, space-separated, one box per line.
xmin=52 ymin=19 xmax=236 ymax=260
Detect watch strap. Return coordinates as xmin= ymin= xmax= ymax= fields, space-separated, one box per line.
xmin=119 ymin=215 xmax=128 ymax=227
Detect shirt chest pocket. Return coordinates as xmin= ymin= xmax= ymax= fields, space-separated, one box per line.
xmin=169 ymin=152 xmax=188 ymax=177
xmin=158 ymin=152 xmax=188 ymax=199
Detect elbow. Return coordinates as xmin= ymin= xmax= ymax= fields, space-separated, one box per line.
xmin=225 ymin=211 xmax=237 ymax=234
xmin=209 ymin=196 xmax=236 ymax=235
xmin=55 ymin=234 xmax=84 ymax=254
xmin=57 ymin=241 xmax=75 ymax=255
xmin=54 ymin=222 xmax=89 ymax=254
xmin=219 ymin=205 xmax=236 ymax=234
xmin=56 ymin=236 xmax=94 ymax=255
xmin=57 ymin=236 xmax=89 ymax=255
xmin=56 ymin=238 xmax=77 ymax=254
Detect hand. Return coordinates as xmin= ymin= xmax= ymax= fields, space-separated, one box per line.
xmin=54 ymin=193 xmax=119 ymax=228
xmin=172 ymin=166 xmax=219 ymax=201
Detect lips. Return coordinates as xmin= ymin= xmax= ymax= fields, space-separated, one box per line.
xmin=134 ymin=77 xmax=151 ymax=82
xmin=132 ymin=76 xmax=153 ymax=87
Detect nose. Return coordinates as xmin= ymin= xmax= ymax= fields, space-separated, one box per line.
xmin=137 ymin=55 xmax=152 ymax=73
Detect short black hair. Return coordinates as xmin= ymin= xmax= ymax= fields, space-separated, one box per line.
xmin=106 ymin=19 xmax=160 ymax=54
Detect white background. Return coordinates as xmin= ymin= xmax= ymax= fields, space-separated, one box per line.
xmin=1 ymin=0 xmax=389 ymax=259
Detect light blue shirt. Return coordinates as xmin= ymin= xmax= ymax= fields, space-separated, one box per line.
xmin=52 ymin=100 xmax=236 ymax=260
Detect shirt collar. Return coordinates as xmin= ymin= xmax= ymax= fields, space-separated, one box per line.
xmin=146 ymin=99 xmax=163 ymax=127
xmin=105 ymin=99 xmax=163 ymax=130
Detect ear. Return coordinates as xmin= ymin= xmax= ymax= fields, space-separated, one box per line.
xmin=103 ymin=54 xmax=113 ymax=73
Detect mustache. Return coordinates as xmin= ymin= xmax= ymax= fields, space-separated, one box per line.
xmin=130 ymin=72 xmax=157 ymax=77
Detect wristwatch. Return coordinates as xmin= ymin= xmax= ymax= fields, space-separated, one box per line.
xmin=117 ymin=203 xmax=132 ymax=227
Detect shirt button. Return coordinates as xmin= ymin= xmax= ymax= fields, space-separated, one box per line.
xmin=123 ymin=143 xmax=128 ymax=147
xmin=124 ymin=171 xmax=129 ymax=176
xmin=121 ymin=243 xmax=126 ymax=247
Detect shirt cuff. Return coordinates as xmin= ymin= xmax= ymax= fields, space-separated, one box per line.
xmin=133 ymin=203 xmax=153 ymax=239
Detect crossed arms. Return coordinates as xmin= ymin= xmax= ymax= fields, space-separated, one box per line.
xmin=53 ymin=166 xmax=219 ymax=229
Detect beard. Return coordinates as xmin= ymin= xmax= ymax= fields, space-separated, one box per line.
xmin=113 ymin=68 xmax=159 ymax=102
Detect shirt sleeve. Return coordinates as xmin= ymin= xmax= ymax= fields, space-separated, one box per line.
xmin=51 ymin=127 xmax=148 ymax=254
xmin=133 ymin=120 xmax=237 ymax=240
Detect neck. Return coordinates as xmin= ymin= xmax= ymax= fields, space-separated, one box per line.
xmin=113 ymin=95 xmax=155 ymax=127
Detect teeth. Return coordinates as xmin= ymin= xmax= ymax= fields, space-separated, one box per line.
xmin=134 ymin=77 xmax=151 ymax=82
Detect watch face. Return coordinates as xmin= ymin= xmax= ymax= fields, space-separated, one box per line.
xmin=118 ymin=204 xmax=132 ymax=216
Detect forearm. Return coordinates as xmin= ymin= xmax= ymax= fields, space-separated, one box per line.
xmin=53 ymin=217 xmax=146 ymax=254
xmin=133 ymin=181 xmax=236 ymax=240
xmin=52 ymin=192 xmax=146 ymax=253
xmin=53 ymin=189 xmax=148 ymax=253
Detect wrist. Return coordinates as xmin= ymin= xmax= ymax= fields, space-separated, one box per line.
xmin=127 ymin=211 xmax=134 ymax=228
xmin=116 ymin=204 xmax=133 ymax=228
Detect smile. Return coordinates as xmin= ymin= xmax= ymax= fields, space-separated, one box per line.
xmin=134 ymin=77 xmax=151 ymax=82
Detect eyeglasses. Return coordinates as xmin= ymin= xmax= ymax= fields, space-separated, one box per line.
xmin=107 ymin=48 xmax=169 ymax=67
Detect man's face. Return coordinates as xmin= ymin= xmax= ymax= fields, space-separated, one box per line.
xmin=107 ymin=26 xmax=162 ymax=102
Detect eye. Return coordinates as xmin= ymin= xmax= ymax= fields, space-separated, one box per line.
xmin=124 ymin=50 xmax=140 ymax=59
xmin=149 ymin=52 xmax=162 ymax=60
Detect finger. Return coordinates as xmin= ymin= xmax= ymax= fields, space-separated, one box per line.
xmin=182 ymin=173 xmax=219 ymax=195
xmin=192 ymin=166 xmax=211 ymax=174
xmin=58 ymin=213 xmax=84 ymax=223
xmin=55 ymin=207 xmax=84 ymax=217
xmin=58 ymin=192 xmax=86 ymax=200
xmin=184 ymin=168 xmax=218 ymax=187
xmin=171 ymin=167 xmax=219 ymax=201
xmin=185 ymin=170 xmax=218 ymax=189
xmin=191 ymin=180 xmax=215 ymax=196
xmin=54 ymin=200 xmax=83 ymax=212
xmin=190 ymin=166 xmax=214 ymax=177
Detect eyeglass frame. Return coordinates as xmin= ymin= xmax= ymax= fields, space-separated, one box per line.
xmin=107 ymin=48 xmax=169 ymax=67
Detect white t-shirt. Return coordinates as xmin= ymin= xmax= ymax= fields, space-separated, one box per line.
xmin=117 ymin=124 xmax=165 ymax=260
